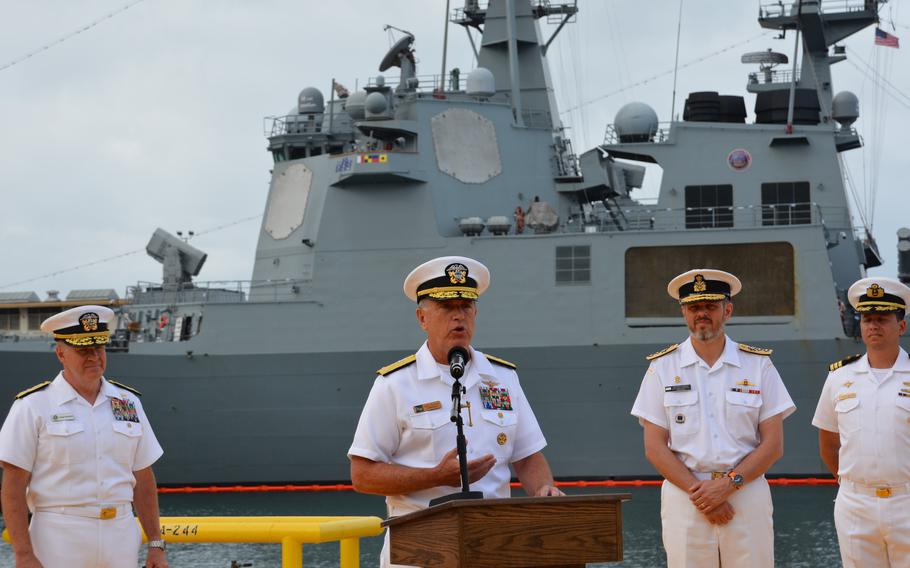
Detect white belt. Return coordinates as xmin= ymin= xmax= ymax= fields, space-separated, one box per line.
xmin=34 ymin=503 xmax=132 ymax=520
xmin=840 ymin=479 xmax=910 ymax=499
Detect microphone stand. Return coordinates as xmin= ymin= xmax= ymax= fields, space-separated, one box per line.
xmin=429 ymin=371 xmax=484 ymax=506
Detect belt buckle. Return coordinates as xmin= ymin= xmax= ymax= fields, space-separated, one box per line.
xmin=875 ymin=487 xmax=892 ymax=499
xmin=711 ymin=472 xmax=726 ymax=480
xmin=100 ymin=507 xmax=117 ymax=520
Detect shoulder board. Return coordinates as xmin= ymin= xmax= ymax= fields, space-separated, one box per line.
xmin=738 ymin=344 xmax=773 ymax=356
xmin=646 ymin=344 xmax=678 ymax=361
xmin=829 ymin=354 xmax=862 ymax=372
xmin=15 ymin=381 xmax=51 ymax=400
xmin=377 ymin=354 xmax=417 ymax=377
xmin=485 ymin=354 xmax=517 ymax=370
xmin=108 ymin=379 xmax=142 ymax=397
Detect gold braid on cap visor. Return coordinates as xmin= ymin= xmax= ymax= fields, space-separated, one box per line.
xmin=855 ymin=301 xmax=906 ymax=312
xmin=417 ymin=286 xmax=479 ymax=300
xmin=54 ymin=331 xmax=112 ymax=346
xmin=679 ymin=293 xmax=727 ymax=304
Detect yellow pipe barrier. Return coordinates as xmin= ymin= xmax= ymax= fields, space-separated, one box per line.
xmin=3 ymin=515 xmax=384 ymax=568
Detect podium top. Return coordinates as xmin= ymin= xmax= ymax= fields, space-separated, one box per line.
xmin=382 ymin=493 xmax=632 ymax=527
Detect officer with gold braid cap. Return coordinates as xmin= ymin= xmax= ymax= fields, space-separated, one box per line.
xmin=813 ymin=277 xmax=910 ymax=568
xmin=348 ymin=256 xmax=561 ymax=568
xmin=0 ymin=305 xmax=167 ymax=568
xmin=631 ymin=269 xmax=795 ymax=568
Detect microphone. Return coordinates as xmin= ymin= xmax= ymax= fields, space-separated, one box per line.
xmin=447 ymin=346 xmax=470 ymax=379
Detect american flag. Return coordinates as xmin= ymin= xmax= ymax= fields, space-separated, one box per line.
xmin=874 ymin=27 xmax=900 ymax=48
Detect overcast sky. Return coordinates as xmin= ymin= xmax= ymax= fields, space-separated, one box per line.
xmin=1 ymin=0 xmax=906 ymax=298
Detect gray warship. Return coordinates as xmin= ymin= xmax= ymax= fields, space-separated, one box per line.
xmin=1 ymin=0 xmax=908 ymax=485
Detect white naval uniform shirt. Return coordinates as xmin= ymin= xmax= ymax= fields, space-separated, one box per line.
xmin=631 ymin=336 xmax=796 ymax=473
xmin=348 ymin=342 xmax=547 ymax=517
xmin=812 ymin=349 xmax=910 ymax=484
xmin=0 ymin=373 xmax=163 ymax=510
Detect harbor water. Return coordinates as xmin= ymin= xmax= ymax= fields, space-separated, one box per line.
xmin=0 ymin=484 xmax=842 ymax=567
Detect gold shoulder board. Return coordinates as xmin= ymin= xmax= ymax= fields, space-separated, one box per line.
xmin=377 ymin=354 xmax=417 ymax=377
xmin=738 ymin=344 xmax=773 ymax=356
xmin=829 ymin=354 xmax=862 ymax=373
xmin=108 ymin=379 xmax=142 ymax=397
xmin=485 ymin=354 xmax=517 ymax=369
xmin=15 ymin=381 xmax=51 ymax=400
xmin=646 ymin=344 xmax=679 ymax=361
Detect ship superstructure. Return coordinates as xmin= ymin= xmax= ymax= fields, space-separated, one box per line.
xmin=0 ymin=0 xmax=906 ymax=484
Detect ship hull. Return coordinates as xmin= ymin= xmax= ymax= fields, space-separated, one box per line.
xmin=0 ymin=336 xmax=889 ymax=485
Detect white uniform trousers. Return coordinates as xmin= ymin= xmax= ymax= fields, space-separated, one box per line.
xmin=30 ymin=509 xmax=141 ymax=568
xmin=834 ymin=481 xmax=910 ymax=568
xmin=661 ymin=477 xmax=774 ymax=568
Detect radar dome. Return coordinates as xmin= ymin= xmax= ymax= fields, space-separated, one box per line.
xmin=832 ymin=91 xmax=859 ymax=129
xmin=614 ymin=102 xmax=659 ymax=143
xmin=364 ymin=92 xmax=389 ymax=116
xmin=345 ymin=91 xmax=368 ymax=120
xmin=298 ymin=87 xmax=325 ymax=114
xmin=466 ymin=68 xmax=495 ymax=96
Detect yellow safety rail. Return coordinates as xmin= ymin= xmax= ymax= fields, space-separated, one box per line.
xmin=3 ymin=515 xmax=384 ymax=568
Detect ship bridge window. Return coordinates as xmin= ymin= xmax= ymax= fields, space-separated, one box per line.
xmin=762 ymin=182 xmax=810 ymax=225
xmin=28 ymin=308 xmax=62 ymax=330
xmin=0 ymin=309 xmax=19 ymax=330
xmin=685 ymin=185 xmax=733 ymax=229
xmin=556 ymin=246 xmax=591 ymax=285
xmin=625 ymin=242 xmax=795 ymax=317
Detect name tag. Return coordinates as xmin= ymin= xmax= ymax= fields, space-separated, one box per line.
xmin=51 ymin=413 xmax=75 ymax=422
xmin=413 ymin=401 xmax=442 ymax=414
xmin=664 ymin=384 xmax=692 ymax=392
xmin=837 ymin=392 xmax=857 ymax=401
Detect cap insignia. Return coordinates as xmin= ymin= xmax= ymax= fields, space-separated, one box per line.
xmin=693 ymin=274 xmax=706 ymax=292
xmin=79 ymin=312 xmax=100 ymax=332
xmin=446 ymin=263 xmax=468 ymax=285
xmin=867 ymin=283 xmax=884 ymax=298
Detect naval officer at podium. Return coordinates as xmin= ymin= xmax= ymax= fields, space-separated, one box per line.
xmin=348 ymin=256 xmax=562 ymax=567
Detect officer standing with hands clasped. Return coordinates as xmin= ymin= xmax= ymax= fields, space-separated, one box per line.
xmin=813 ymin=277 xmax=910 ymax=567
xmin=0 ymin=306 xmax=167 ymax=568
xmin=631 ymin=269 xmax=795 ymax=568
xmin=348 ymin=256 xmax=562 ymax=568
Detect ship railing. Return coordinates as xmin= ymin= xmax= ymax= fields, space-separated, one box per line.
xmin=266 ymin=114 xmax=328 ymax=138
xmin=602 ymin=123 xmax=672 ymax=145
xmin=3 ymin=515 xmax=384 ymax=568
xmin=748 ymin=68 xmax=800 ymax=86
xmin=127 ymin=279 xmax=311 ymax=305
xmin=760 ymin=0 xmax=876 ymax=18
xmin=566 ymin=202 xmax=852 ymax=233
xmin=364 ymin=74 xmax=449 ymax=94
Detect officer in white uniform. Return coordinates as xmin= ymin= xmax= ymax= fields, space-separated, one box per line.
xmin=0 ymin=305 xmax=168 ymax=568
xmin=812 ymin=277 xmax=910 ymax=568
xmin=348 ymin=256 xmax=562 ymax=568
xmin=631 ymin=269 xmax=795 ymax=568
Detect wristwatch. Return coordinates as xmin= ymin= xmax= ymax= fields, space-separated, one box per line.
xmin=147 ymin=539 xmax=166 ymax=551
xmin=727 ymin=470 xmax=744 ymax=490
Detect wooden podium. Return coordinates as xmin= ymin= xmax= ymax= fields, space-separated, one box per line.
xmin=382 ymin=494 xmax=631 ymax=567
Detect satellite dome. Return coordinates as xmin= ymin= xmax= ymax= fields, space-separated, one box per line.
xmin=298 ymin=87 xmax=325 ymax=114
xmin=614 ymin=102 xmax=659 ymax=143
xmin=375 ymin=74 xmax=386 ymax=87
xmin=364 ymin=92 xmax=389 ymax=116
xmin=345 ymin=91 xmax=368 ymax=120
xmin=832 ymin=91 xmax=859 ymax=129
xmin=466 ymin=68 xmax=496 ymax=97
